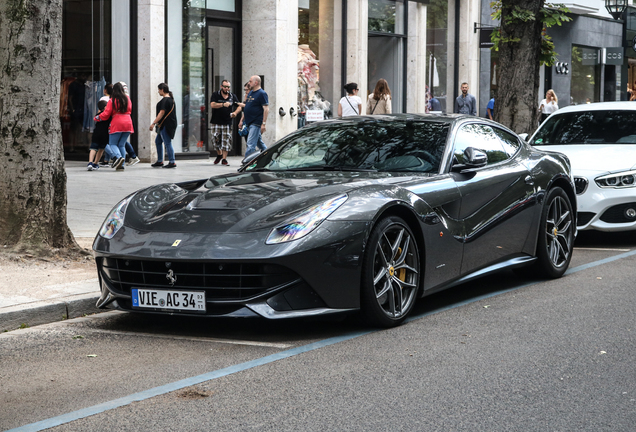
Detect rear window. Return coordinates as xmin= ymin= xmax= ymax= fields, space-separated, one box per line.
xmin=531 ymin=110 xmax=636 ymax=145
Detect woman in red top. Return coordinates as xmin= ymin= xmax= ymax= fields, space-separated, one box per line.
xmin=94 ymin=82 xmax=134 ymax=170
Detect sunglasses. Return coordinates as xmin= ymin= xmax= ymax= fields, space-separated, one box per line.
xmin=222 ymin=85 xmax=230 ymax=88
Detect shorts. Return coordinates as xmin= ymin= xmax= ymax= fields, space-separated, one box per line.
xmin=210 ymin=124 xmax=232 ymax=152
xmin=90 ymin=141 xmax=108 ymax=151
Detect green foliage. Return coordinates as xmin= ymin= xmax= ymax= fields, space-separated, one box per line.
xmin=490 ymin=2 xmax=572 ymax=66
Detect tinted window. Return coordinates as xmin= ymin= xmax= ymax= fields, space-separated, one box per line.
xmin=532 ymin=110 xmax=636 ymax=145
xmin=493 ymin=127 xmax=521 ymax=157
xmin=453 ymin=124 xmax=509 ymax=166
xmin=246 ymin=121 xmax=450 ymax=173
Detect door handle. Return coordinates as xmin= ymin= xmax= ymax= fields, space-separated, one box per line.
xmin=524 ymin=175 xmax=534 ymax=186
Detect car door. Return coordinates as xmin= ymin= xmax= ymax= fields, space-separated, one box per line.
xmin=451 ymin=123 xmax=536 ymax=275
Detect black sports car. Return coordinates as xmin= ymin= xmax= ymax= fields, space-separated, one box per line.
xmin=94 ymin=115 xmax=576 ymax=327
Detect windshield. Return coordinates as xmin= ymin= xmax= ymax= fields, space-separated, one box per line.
xmin=244 ymin=121 xmax=450 ymax=173
xmin=532 ymin=110 xmax=636 ymax=145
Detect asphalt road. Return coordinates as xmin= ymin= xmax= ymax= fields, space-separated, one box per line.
xmin=2 ymin=231 xmax=635 ymax=431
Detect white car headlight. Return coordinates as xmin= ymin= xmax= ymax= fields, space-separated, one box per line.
xmin=595 ymin=170 xmax=636 ymax=188
xmin=99 ymin=196 xmax=133 ymax=239
xmin=266 ymin=194 xmax=348 ymax=244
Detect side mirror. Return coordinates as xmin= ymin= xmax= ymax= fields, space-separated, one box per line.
xmin=518 ymin=133 xmax=528 ymax=141
xmin=464 ymin=147 xmax=488 ymax=168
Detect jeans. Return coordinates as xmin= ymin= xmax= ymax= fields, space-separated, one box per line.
xmin=245 ymin=124 xmax=267 ymax=159
xmin=125 ymin=142 xmax=137 ymax=159
xmin=155 ymin=127 xmax=175 ymax=163
xmin=108 ymin=132 xmax=130 ymax=166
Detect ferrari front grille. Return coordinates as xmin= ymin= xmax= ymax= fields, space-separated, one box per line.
xmin=98 ymin=258 xmax=301 ymax=301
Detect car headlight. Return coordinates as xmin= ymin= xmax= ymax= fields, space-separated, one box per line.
xmin=595 ymin=170 xmax=636 ymax=188
xmin=266 ymin=194 xmax=348 ymax=244
xmin=99 ymin=196 xmax=133 ymax=239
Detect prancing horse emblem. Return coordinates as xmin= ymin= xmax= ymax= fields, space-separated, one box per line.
xmin=166 ymin=269 xmax=177 ymax=286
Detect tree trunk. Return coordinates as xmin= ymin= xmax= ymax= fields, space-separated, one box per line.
xmin=0 ymin=0 xmax=78 ymax=252
xmin=494 ymin=0 xmax=545 ymax=135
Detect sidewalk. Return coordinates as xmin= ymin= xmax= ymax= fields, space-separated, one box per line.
xmin=0 ymin=156 xmax=245 ymax=332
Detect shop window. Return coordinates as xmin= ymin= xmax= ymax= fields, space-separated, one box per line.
xmin=368 ymin=0 xmax=406 ymax=113
xmin=297 ymin=0 xmax=342 ymax=128
xmin=61 ymin=0 xmax=112 ymax=154
xmin=571 ymin=45 xmax=601 ymax=105
xmin=425 ymin=0 xmax=449 ymax=113
xmin=167 ymin=1 xmax=207 ymax=153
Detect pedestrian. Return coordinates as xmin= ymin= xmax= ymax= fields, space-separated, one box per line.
xmin=338 ymin=82 xmax=362 ymax=117
xmin=454 ymin=82 xmax=476 ymax=115
xmin=538 ymin=89 xmax=558 ymax=123
xmin=99 ymin=82 xmax=140 ymax=167
xmin=94 ymin=82 xmax=134 ymax=171
xmin=210 ymin=80 xmax=241 ymax=166
xmin=238 ymin=75 xmax=269 ymax=161
xmin=429 ymin=93 xmax=442 ymax=112
xmin=486 ymin=97 xmax=495 ymax=120
xmin=366 ymin=78 xmax=392 ymax=115
xmin=86 ymin=100 xmax=110 ymax=171
xmin=150 ymin=83 xmax=178 ymax=168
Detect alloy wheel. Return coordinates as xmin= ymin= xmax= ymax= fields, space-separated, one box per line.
xmin=545 ymin=195 xmax=573 ymax=268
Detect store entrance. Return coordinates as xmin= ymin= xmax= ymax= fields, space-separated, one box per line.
xmin=206 ymin=21 xmax=241 ymax=156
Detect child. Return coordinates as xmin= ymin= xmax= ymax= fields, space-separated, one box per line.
xmin=87 ymin=100 xmax=110 ymax=171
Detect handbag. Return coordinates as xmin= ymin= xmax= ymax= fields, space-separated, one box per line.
xmin=155 ymin=99 xmax=175 ymax=133
xmin=238 ymin=125 xmax=249 ymax=136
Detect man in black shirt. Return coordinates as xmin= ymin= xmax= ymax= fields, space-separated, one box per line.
xmin=210 ymin=80 xmax=241 ymax=165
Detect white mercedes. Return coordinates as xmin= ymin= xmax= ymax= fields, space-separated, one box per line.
xmin=528 ymin=102 xmax=636 ymax=232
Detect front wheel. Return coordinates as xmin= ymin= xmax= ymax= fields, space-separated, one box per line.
xmin=534 ymin=187 xmax=574 ymax=278
xmin=361 ymin=216 xmax=421 ymax=327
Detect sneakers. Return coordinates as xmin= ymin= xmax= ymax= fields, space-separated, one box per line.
xmin=115 ymin=164 xmax=125 ymax=171
xmin=109 ymin=157 xmax=117 ymax=168
xmin=92 ymin=163 xmax=100 ymax=171
xmin=221 ymin=159 xmax=229 ymax=166
xmin=213 ymin=155 xmax=223 ymax=165
xmin=113 ymin=157 xmax=125 ymax=170
xmin=162 ymin=162 xmax=177 ymax=169
xmin=151 ymin=161 xmax=164 ymax=167
xmin=87 ymin=163 xmax=94 ymax=171
xmin=129 ymin=156 xmax=140 ymax=166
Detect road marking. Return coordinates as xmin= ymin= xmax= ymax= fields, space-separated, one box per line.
xmin=86 ymin=329 xmax=292 ymax=349
xmin=574 ymin=247 xmax=631 ymax=252
xmin=9 ymin=248 xmax=636 ymax=432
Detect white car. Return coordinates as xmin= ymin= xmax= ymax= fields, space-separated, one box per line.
xmin=528 ymin=102 xmax=636 ymax=232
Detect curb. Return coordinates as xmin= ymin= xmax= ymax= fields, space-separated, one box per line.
xmin=0 ymin=293 xmax=101 ymax=333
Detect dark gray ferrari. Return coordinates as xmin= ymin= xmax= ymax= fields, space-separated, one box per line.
xmin=94 ymin=114 xmax=576 ymax=327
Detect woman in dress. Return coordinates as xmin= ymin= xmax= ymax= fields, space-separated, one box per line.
xmin=94 ymin=82 xmax=134 ymax=171
xmin=149 ymin=83 xmax=178 ymax=168
xmin=338 ymin=82 xmax=362 ymax=117
xmin=538 ymin=89 xmax=559 ymax=123
xmin=366 ymin=79 xmax=392 ymax=115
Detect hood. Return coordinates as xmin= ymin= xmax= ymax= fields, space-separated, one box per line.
xmin=534 ymin=144 xmax=636 ymax=174
xmin=124 ymin=171 xmax=412 ymax=234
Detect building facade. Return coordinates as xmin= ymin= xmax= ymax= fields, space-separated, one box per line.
xmin=60 ymin=0 xmax=632 ymax=160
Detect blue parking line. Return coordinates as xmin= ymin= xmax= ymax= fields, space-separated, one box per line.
xmin=9 ymin=248 xmax=636 ymax=432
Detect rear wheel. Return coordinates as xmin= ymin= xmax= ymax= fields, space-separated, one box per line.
xmin=534 ymin=187 xmax=574 ymax=278
xmin=361 ymin=216 xmax=421 ymax=327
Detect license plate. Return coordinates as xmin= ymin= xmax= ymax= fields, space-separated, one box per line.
xmin=132 ymin=288 xmax=206 ymax=313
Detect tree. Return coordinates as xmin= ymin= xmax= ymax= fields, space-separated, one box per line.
xmin=491 ymin=1 xmax=570 ymax=134
xmin=0 ymin=0 xmax=78 ymax=253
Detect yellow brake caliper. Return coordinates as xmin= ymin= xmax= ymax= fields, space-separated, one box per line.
xmin=397 ymin=247 xmax=406 ymax=281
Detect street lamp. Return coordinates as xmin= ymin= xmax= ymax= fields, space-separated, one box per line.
xmin=605 ymin=0 xmax=627 ymax=20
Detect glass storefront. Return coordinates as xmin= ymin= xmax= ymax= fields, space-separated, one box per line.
xmin=426 ymin=0 xmax=449 ymax=113
xmin=61 ymin=0 xmax=112 ymax=153
xmin=297 ymin=0 xmax=342 ymax=127
xmin=368 ymin=0 xmax=405 ymax=113
xmin=571 ymin=45 xmax=601 ymax=105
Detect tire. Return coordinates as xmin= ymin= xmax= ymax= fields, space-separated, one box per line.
xmin=361 ymin=216 xmax=421 ymax=327
xmin=534 ymin=187 xmax=575 ymax=278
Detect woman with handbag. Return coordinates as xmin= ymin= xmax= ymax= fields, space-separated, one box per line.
xmin=150 ymin=83 xmax=178 ymax=168
xmin=337 ymin=83 xmax=362 ymax=117
xmin=366 ymin=79 xmax=392 ymax=115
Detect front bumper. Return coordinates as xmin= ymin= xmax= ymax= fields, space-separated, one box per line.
xmin=93 ymin=220 xmax=370 ymax=318
xmin=575 ymin=178 xmax=636 ymax=232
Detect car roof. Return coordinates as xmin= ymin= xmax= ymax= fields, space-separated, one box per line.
xmin=551 ymin=101 xmax=636 ymax=114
